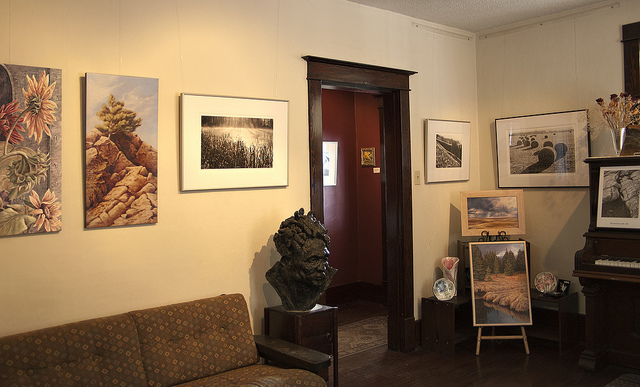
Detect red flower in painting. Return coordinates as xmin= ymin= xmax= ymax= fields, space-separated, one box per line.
xmin=22 ymin=70 xmax=58 ymax=143
xmin=0 ymin=100 xmax=26 ymax=145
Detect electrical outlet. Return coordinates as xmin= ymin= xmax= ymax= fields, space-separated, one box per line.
xmin=414 ymin=170 xmax=421 ymax=185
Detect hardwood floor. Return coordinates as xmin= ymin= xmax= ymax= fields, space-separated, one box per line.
xmin=329 ymin=300 xmax=639 ymax=387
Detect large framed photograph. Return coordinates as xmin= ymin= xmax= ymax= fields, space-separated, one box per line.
xmin=180 ymin=94 xmax=288 ymax=191
xmin=495 ymin=110 xmax=589 ymax=188
xmin=469 ymin=241 xmax=532 ymax=327
xmin=323 ymin=141 xmax=338 ymax=186
xmin=597 ymin=165 xmax=640 ymax=229
xmin=461 ymin=190 xmax=526 ymax=237
xmin=425 ymin=119 xmax=470 ymax=183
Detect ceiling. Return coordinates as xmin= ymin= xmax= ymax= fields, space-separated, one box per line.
xmin=345 ymin=0 xmax=615 ymax=33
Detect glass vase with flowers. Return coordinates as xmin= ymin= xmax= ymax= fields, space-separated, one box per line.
xmin=595 ymin=92 xmax=640 ymax=155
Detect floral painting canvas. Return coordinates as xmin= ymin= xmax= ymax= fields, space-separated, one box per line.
xmin=85 ymin=73 xmax=158 ymax=228
xmin=0 ymin=64 xmax=62 ymax=237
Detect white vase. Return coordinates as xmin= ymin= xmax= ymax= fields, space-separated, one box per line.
xmin=441 ymin=257 xmax=459 ymax=296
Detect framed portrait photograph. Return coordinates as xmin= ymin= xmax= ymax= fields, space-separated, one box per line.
xmin=495 ymin=110 xmax=589 ymax=188
xmin=361 ymin=147 xmax=376 ymax=166
xmin=180 ymin=94 xmax=288 ymax=191
xmin=323 ymin=141 xmax=338 ymax=186
xmin=469 ymin=241 xmax=532 ymax=327
xmin=461 ymin=190 xmax=526 ymax=237
xmin=596 ymin=164 xmax=640 ymax=229
xmin=424 ymin=119 xmax=470 ymax=183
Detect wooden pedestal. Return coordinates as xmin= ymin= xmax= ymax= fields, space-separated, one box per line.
xmin=264 ymin=305 xmax=338 ymax=385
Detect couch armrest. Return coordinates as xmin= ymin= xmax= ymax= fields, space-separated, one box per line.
xmin=254 ymin=335 xmax=331 ymax=374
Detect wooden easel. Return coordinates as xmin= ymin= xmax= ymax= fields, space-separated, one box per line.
xmin=475 ymin=326 xmax=530 ymax=355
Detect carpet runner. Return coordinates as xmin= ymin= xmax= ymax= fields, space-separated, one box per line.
xmin=338 ymin=315 xmax=387 ymax=357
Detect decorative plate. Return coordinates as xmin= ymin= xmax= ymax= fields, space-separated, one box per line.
xmin=534 ymin=271 xmax=558 ymax=293
xmin=433 ymin=278 xmax=455 ymax=300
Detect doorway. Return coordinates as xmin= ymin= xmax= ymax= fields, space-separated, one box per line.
xmin=304 ymin=56 xmax=416 ymax=352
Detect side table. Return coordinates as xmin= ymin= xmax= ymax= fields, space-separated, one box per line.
xmin=421 ymin=295 xmax=473 ymax=355
xmin=528 ymin=291 xmax=579 ymax=353
xmin=264 ymin=305 xmax=338 ymax=385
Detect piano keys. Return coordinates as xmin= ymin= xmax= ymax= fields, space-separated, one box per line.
xmin=594 ymin=257 xmax=640 ymax=269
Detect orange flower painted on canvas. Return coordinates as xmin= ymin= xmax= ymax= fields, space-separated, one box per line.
xmin=22 ymin=70 xmax=58 ymax=143
xmin=29 ymin=189 xmax=61 ymax=232
xmin=0 ymin=100 xmax=26 ymax=145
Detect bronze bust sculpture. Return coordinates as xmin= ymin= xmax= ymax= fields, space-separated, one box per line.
xmin=266 ymin=208 xmax=337 ymax=311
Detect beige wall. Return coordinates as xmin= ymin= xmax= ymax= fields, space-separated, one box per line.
xmin=0 ymin=0 xmax=478 ymax=337
xmin=476 ymin=0 xmax=640 ymax=312
xmin=1 ymin=0 xmax=636 ymax=338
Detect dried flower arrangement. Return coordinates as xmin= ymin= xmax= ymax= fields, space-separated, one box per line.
xmin=595 ymin=92 xmax=640 ymax=131
xmin=594 ymin=92 xmax=640 ymax=155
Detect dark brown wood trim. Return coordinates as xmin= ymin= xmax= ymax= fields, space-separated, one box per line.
xmin=623 ymin=21 xmax=640 ymax=96
xmin=304 ymin=56 xmax=416 ymax=352
xmin=308 ymin=79 xmax=324 ymax=221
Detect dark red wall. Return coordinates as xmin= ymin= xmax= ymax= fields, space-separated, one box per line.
xmin=322 ymin=89 xmax=383 ymax=289
xmin=354 ymin=93 xmax=383 ymax=285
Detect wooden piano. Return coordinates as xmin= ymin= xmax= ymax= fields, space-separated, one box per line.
xmin=574 ymin=156 xmax=640 ymax=371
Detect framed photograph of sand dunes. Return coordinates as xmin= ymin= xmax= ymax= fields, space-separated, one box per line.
xmin=469 ymin=241 xmax=532 ymax=327
xmin=180 ymin=94 xmax=288 ymax=191
xmin=461 ymin=190 xmax=526 ymax=237
xmin=495 ymin=110 xmax=589 ymax=188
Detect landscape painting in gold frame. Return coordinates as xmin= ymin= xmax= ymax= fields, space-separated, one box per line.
xmin=469 ymin=240 xmax=532 ymax=327
xmin=461 ymin=190 xmax=526 ymax=237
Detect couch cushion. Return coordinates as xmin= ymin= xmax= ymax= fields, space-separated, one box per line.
xmin=130 ymin=293 xmax=259 ymax=387
xmin=0 ymin=313 xmax=147 ymax=387
xmin=175 ymin=364 xmax=327 ymax=387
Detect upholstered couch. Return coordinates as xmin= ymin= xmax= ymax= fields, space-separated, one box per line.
xmin=0 ymin=293 xmax=330 ymax=386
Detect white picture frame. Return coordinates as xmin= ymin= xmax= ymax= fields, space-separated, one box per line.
xmin=596 ymin=164 xmax=640 ymax=229
xmin=323 ymin=141 xmax=338 ymax=186
xmin=180 ymin=94 xmax=288 ymax=191
xmin=425 ymin=119 xmax=470 ymax=183
xmin=495 ymin=110 xmax=589 ymax=188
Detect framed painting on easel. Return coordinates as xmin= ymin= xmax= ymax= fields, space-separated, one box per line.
xmin=469 ymin=241 xmax=532 ymax=327
xmin=469 ymin=240 xmax=532 ymax=354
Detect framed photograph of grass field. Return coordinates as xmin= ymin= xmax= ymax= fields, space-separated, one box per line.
xmin=180 ymin=94 xmax=288 ymax=191
xmin=495 ymin=110 xmax=589 ymax=188
xmin=469 ymin=241 xmax=532 ymax=327
xmin=461 ymin=189 xmax=526 ymax=237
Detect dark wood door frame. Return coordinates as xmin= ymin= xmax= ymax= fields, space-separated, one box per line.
xmin=304 ymin=56 xmax=417 ymax=352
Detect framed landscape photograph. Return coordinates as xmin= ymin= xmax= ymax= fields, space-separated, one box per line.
xmin=180 ymin=94 xmax=288 ymax=191
xmin=469 ymin=241 xmax=532 ymax=327
xmin=596 ymin=164 xmax=640 ymax=229
xmin=425 ymin=119 xmax=470 ymax=183
xmin=461 ymin=190 xmax=526 ymax=237
xmin=323 ymin=141 xmax=338 ymax=186
xmin=495 ymin=110 xmax=589 ymax=188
